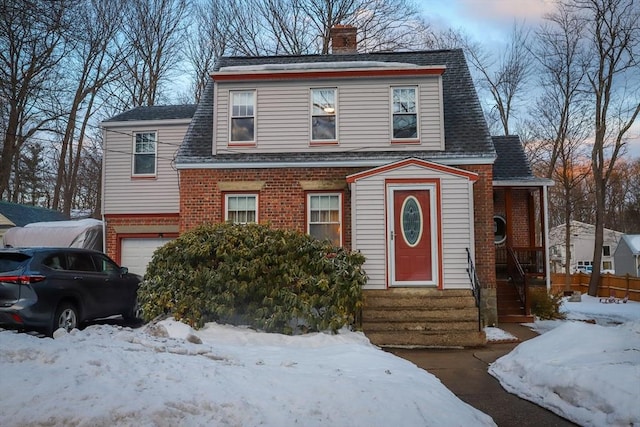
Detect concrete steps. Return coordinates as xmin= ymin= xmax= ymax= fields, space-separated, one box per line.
xmin=361 ymin=288 xmax=486 ymax=348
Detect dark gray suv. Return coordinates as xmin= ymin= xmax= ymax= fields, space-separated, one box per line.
xmin=0 ymin=248 xmax=141 ymax=336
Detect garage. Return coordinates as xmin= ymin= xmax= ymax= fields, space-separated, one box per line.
xmin=120 ymin=238 xmax=173 ymax=276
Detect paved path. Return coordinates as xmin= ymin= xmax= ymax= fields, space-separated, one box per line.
xmin=389 ymin=324 xmax=578 ymax=427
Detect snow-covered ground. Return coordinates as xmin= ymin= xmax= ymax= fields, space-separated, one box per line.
xmin=0 ymin=294 xmax=638 ymax=426
xmin=489 ymin=295 xmax=640 ymax=427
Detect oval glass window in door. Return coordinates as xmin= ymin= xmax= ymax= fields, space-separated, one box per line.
xmin=400 ymin=196 xmax=423 ymax=247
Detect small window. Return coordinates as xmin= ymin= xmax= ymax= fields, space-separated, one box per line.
xmin=493 ymin=215 xmax=506 ymax=245
xmin=602 ymin=261 xmax=612 ymax=270
xmin=225 ymin=194 xmax=258 ymax=224
xmin=307 ymin=193 xmax=342 ymax=246
xmin=230 ymin=91 xmax=255 ymax=143
xmin=92 ymin=254 xmax=121 ymax=275
xmin=311 ymin=88 xmax=337 ymax=141
xmin=67 ymin=253 xmax=96 ymax=272
xmin=392 ymin=87 xmax=418 ymax=139
xmin=602 ymin=245 xmax=611 ymax=256
xmin=133 ymin=132 xmax=157 ymax=176
xmin=44 ymin=255 xmax=66 ymax=270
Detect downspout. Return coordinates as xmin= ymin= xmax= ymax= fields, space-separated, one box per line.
xmin=100 ymin=126 xmax=108 ymax=254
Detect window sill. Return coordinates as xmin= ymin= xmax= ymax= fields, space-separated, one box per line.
xmin=228 ymin=142 xmax=256 ymax=147
xmin=309 ymin=140 xmax=339 ymax=146
xmin=131 ymin=175 xmax=157 ymax=180
xmin=391 ymin=139 xmax=421 ymax=145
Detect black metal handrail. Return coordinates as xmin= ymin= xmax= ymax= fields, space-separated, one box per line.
xmin=466 ymin=248 xmax=482 ymax=330
xmin=506 ymin=246 xmax=528 ymax=312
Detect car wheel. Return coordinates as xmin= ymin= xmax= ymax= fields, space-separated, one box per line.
xmin=53 ymin=302 xmax=79 ymax=334
xmin=123 ymin=296 xmax=143 ymax=325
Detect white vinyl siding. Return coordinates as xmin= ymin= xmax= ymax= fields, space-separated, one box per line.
xmin=213 ymin=76 xmax=443 ymax=152
xmin=102 ymin=121 xmax=189 ymax=214
xmin=350 ymin=164 xmax=475 ymax=290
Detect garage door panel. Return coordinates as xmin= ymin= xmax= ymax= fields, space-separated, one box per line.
xmin=121 ymin=238 xmax=172 ymax=276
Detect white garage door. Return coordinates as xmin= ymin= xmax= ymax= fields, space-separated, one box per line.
xmin=120 ymin=238 xmax=173 ymax=276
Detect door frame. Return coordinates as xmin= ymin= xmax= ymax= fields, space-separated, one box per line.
xmin=386 ymin=181 xmax=440 ymax=287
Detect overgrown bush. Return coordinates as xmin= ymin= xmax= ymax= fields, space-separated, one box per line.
xmin=529 ymin=288 xmax=566 ymax=320
xmin=138 ymin=222 xmax=366 ymax=334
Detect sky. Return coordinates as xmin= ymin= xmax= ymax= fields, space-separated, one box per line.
xmin=424 ymin=0 xmax=640 ymax=157
xmin=1 ymin=295 xmax=639 ymax=426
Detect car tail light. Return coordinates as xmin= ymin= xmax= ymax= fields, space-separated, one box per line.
xmin=11 ymin=313 xmax=23 ymax=323
xmin=0 ymin=275 xmax=45 ymax=284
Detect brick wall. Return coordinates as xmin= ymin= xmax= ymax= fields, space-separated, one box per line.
xmin=494 ymin=188 xmax=533 ymax=247
xmin=179 ymin=167 xmax=365 ymax=250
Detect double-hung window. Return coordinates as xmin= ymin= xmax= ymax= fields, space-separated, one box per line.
xmin=133 ymin=131 xmax=157 ymax=176
xmin=311 ymin=88 xmax=337 ymax=142
xmin=225 ymin=194 xmax=258 ymax=224
xmin=307 ymin=193 xmax=342 ymax=246
xmin=391 ymin=87 xmax=418 ymax=140
xmin=230 ymin=90 xmax=255 ymax=143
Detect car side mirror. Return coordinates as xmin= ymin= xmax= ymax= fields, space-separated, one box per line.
xmin=120 ymin=266 xmax=129 ymax=275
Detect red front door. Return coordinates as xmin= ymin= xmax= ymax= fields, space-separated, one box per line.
xmin=393 ymin=189 xmax=432 ymax=283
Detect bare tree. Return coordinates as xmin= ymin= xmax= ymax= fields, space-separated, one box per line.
xmin=113 ymin=0 xmax=189 ymax=108
xmin=464 ymin=22 xmax=532 ymax=135
xmin=0 ymin=0 xmax=69 ymax=200
xmin=570 ymin=0 xmax=640 ymax=295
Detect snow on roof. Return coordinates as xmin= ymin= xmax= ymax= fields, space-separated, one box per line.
xmin=217 ymin=61 xmax=432 ymax=73
xmin=623 ymin=234 xmax=640 ymax=253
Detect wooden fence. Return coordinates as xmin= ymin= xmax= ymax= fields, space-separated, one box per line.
xmin=550 ymin=273 xmax=640 ymax=302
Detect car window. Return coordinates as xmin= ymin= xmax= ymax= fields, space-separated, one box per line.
xmin=92 ymin=254 xmax=121 ymax=275
xmin=0 ymin=253 xmax=31 ymax=273
xmin=67 ymin=253 xmax=96 ymax=272
xmin=43 ymin=254 xmax=67 ymax=270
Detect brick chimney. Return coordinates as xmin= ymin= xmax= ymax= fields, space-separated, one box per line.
xmin=330 ymin=25 xmax=357 ymax=54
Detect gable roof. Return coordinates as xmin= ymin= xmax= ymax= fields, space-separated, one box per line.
xmin=619 ymin=235 xmax=640 ymax=254
xmin=176 ymin=49 xmax=495 ymax=166
xmin=0 ymin=201 xmax=68 ymax=227
xmin=103 ymin=104 xmax=197 ymax=123
xmin=346 ymin=158 xmax=478 ymax=183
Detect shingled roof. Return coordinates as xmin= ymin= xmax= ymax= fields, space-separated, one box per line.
xmin=104 ymin=104 xmax=197 ymax=123
xmin=176 ymin=49 xmax=495 ymax=166
xmin=0 ymin=201 xmax=68 ymax=227
xmin=492 ymin=135 xmax=552 ymax=186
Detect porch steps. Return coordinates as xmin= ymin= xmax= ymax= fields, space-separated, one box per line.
xmin=361 ymin=289 xmax=486 ymax=348
xmin=497 ymin=279 xmax=534 ymax=323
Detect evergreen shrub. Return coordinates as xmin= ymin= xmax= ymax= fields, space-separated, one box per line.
xmin=138 ymin=222 xmax=366 ymax=334
xmin=529 ymin=287 xmax=566 ymax=320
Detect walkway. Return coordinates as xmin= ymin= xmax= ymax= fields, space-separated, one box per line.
xmin=388 ymin=323 xmax=578 ymax=427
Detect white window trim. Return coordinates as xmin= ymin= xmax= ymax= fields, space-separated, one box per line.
xmin=310 ymin=87 xmax=338 ymax=143
xmin=390 ymin=86 xmax=419 ymax=141
xmin=307 ymin=192 xmax=343 ymax=246
xmin=229 ymin=90 xmax=256 ymax=144
xmin=132 ymin=131 xmax=157 ymax=177
xmin=224 ymin=193 xmax=259 ymax=224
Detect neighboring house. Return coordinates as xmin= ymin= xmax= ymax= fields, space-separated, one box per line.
xmin=101 ymin=104 xmax=197 ymax=275
xmin=0 ymin=201 xmax=68 ymax=242
xmin=548 ymin=220 xmax=623 ymax=274
xmin=614 ymin=235 xmax=640 ymax=277
xmin=102 ymin=26 xmax=553 ymax=346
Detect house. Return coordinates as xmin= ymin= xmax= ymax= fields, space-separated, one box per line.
xmin=101 ymin=104 xmax=196 ymax=275
xmin=614 ymin=235 xmax=640 ymax=277
xmin=548 ymin=220 xmax=623 ymax=274
xmin=102 ymin=26 xmax=553 ymax=346
xmin=0 ymin=200 xmax=68 ymax=242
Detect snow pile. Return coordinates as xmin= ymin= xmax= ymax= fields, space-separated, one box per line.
xmin=489 ymin=295 xmax=640 ymax=427
xmin=0 ymin=321 xmax=495 ymax=427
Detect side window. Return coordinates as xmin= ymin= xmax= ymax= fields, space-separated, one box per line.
xmin=133 ymin=131 xmax=157 ymax=176
xmin=391 ymin=86 xmax=418 ymax=140
xmin=602 ymin=245 xmax=611 ymax=256
xmin=230 ymin=90 xmax=255 ymax=143
xmin=92 ymin=254 xmax=121 ymax=275
xmin=307 ymin=193 xmax=342 ymax=246
xmin=493 ymin=216 xmax=507 ymax=245
xmin=311 ymin=88 xmax=337 ymax=142
xmin=225 ymin=194 xmax=258 ymax=224
xmin=43 ymin=254 xmax=66 ymax=270
xmin=67 ymin=253 xmax=96 ymax=272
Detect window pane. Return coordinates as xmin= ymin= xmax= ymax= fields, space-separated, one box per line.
xmin=393 ymin=88 xmax=416 ymax=113
xmin=309 ymin=224 xmax=340 ymax=246
xmin=312 ymin=116 xmax=336 ymax=140
xmin=231 ymin=117 xmax=255 ymax=141
xmin=312 ymin=89 xmax=335 ymax=115
xmin=134 ymin=154 xmax=155 ymax=174
xmin=393 ymin=114 xmax=417 ymax=139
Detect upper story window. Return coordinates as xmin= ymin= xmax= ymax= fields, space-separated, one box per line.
xmin=391 ymin=87 xmax=418 ymax=140
xmin=133 ymin=131 xmax=156 ymax=176
xmin=307 ymin=193 xmax=342 ymax=246
xmin=602 ymin=245 xmax=611 ymax=257
xmin=230 ymin=90 xmax=255 ymax=143
xmin=311 ymin=88 xmax=337 ymax=142
xmin=225 ymin=194 xmax=258 ymax=224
